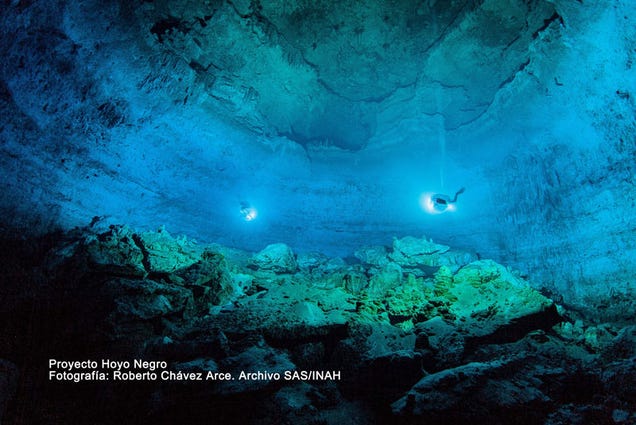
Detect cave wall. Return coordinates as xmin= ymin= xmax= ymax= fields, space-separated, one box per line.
xmin=0 ymin=0 xmax=634 ymax=305
xmin=444 ymin=0 xmax=636 ymax=302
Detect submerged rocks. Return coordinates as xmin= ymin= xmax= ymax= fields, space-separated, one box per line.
xmin=366 ymin=262 xmax=402 ymax=298
xmin=3 ymin=225 xmax=635 ymax=425
xmin=177 ymin=249 xmax=236 ymax=307
xmin=136 ymin=227 xmax=200 ymax=273
xmin=83 ymin=225 xmax=201 ymax=276
xmin=354 ymin=245 xmax=390 ymax=267
xmin=249 ymin=243 xmax=298 ymax=273
xmin=391 ymin=235 xmax=450 ymax=262
xmin=103 ymin=278 xmax=192 ymax=321
xmin=392 ymin=355 xmax=550 ymax=420
xmin=439 ymin=260 xmax=561 ymax=342
xmin=355 ymin=236 xmax=476 ymax=278
xmin=84 ymin=225 xmax=146 ymax=277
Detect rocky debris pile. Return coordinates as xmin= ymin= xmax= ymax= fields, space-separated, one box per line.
xmin=356 ymin=235 xmax=478 ymax=276
xmin=1 ymin=227 xmax=634 ymax=425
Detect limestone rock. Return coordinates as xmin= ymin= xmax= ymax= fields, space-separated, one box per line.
xmin=316 ymin=257 xmax=347 ymax=274
xmin=177 ymin=249 xmax=236 ymax=306
xmin=441 ymin=260 xmax=561 ymax=342
xmin=207 ymin=276 xmax=353 ymax=344
xmin=363 ymin=323 xmax=417 ymax=360
xmin=582 ymin=324 xmax=615 ymax=351
xmin=84 ymin=225 xmax=146 ymax=277
xmin=553 ymin=320 xmax=586 ymax=344
xmin=366 ymin=262 xmax=402 ymax=298
xmin=392 ymin=355 xmax=550 ymax=420
xmin=102 ymin=278 xmax=193 ymax=321
xmin=602 ymin=356 xmax=636 ymax=406
xmin=389 ymin=236 xmax=450 ymax=267
xmin=393 ymin=236 xmax=449 ymax=259
xmin=137 ymin=227 xmax=200 ymax=274
xmin=230 ymin=272 xmax=254 ymax=296
xmin=435 ymin=250 xmax=478 ymax=272
xmin=293 ymin=301 xmax=327 ymax=326
xmin=343 ymin=269 xmax=368 ymax=294
xmin=296 ymin=251 xmax=329 ymax=271
xmin=334 ymin=321 xmax=421 ymax=402
xmin=249 ymin=243 xmax=298 ymax=273
xmin=147 ymin=331 xmax=230 ymax=361
xmin=386 ymin=275 xmax=433 ymax=326
xmin=601 ymin=326 xmax=636 ymax=361
xmin=8 ymin=223 xmax=636 ymax=424
xmin=433 ymin=266 xmax=454 ymax=287
xmin=354 ymin=349 xmax=423 ymax=403
xmin=388 ymin=236 xmax=477 ymax=273
xmin=415 ymin=317 xmax=465 ymax=368
xmin=354 ymin=245 xmax=390 ymax=267
xmin=306 ymin=257 xmax=350 ymax=289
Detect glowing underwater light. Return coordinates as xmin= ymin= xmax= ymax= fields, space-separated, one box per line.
xmin=240 ymin=202 xmax=258 ymax=221
xmin=420 ymin=188 xmax=464 ymax=215
xmin=420 ymin=192 xmax=455 ymax=214
xmin=243 ymin=208 xmax=257 ymax=221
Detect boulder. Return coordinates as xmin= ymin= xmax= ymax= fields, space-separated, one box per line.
xmin=435 ymin=249 xmax=478 ymax=272
xmin=415 ymin=317 xmax=465 ymax=368
xmin=389 ymin=236 xmax=450 ymax=267
xmin=601 ymin=325 xmax=636 ymax=361
xmin=177 ymin=249 xmax=236 ymax=306
xmin=230 ymin=272 xmax=254 ymax=296
xmin=354 ymin=245 xmax=390 ymax=267
xmin=366 ymin=262 xmax=402 ymax=298
xmin=601 ymin=356 xmax=636 ymax=405
xmin=343 ymin=269 xmax=368 ymax=294
xmin=84 ymin=225 xmax=146 ymax=277
xmin=83 ymin=225 xmax=202 ymax=276
xmin=385 ymin=274 xmax=433 ymax=326
xmin=392 ymin=355 xmax=551 ymax=420
xmin=388 ymin=236 xmax=476 ymax=272
xmin=293 ymin=301 xmax=327 ymax=326
xmin=296 ymin=251 xmax=329 ymax=271
xmin=102 ymin=278 xmax=193 ymax=321
xmin=436 ymin=260 xmax=562 ymax=343
xmin=307 ymin=257 xmax=349 ymax=289
xmin=249 ymin=243 xmax=298 ymax=273
xmin=137 ymin=227 xmax=200 ymax=273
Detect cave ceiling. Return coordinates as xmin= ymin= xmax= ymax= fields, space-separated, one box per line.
xmin=127 ymin=0 xmax=561 ymax=150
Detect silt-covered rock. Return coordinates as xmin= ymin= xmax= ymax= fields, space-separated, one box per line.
xmin=249 ymin=243 xmax=298 ymax=274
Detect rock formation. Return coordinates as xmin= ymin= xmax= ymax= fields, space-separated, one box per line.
xmin=1 ymin=226 xmax=634 ymax=424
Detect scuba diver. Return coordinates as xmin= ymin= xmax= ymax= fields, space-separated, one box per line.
xmin=430 ymin=187 xmax=465 ymax=213
xmin=240 ymin=201 xmax=257 ymax=221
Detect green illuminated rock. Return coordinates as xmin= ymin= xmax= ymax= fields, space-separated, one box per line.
xmin=249 ymin=243 xmax=298 ymax=274
xmin=137 ymin=227 xmax=200 ymax=273
xmin=83 ymin=225 xmax=146 ymax=277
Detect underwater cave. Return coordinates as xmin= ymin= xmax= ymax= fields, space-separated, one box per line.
xmin=0 ymin=0 xmax=635 ymax=424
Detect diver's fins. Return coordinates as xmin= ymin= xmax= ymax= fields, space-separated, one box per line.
xmin=451 ymin=187 xmax=465 ymax=203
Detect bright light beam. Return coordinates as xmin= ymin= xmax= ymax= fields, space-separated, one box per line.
xmin=420 ymin=192 xmax=456 ymax=215
xmin=240 ymin=202 xmax=258 ymax=221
